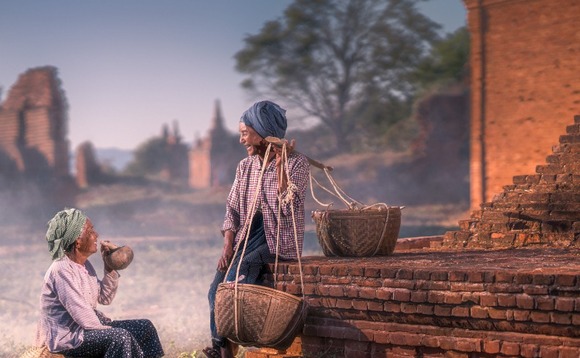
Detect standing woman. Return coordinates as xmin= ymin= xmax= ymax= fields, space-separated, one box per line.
xmin=36 ymin=208 xmax=164 ymax=357
xmin=204 ymin=101 xmax=310 ymax=358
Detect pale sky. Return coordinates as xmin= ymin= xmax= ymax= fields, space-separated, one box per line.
xmin=0 ymin=0 xmax=466 ymax=150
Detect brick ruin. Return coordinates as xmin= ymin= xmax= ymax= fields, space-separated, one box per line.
xmin=467 ymin=0 xmax=580 ymax=209
xmin=0 ymin=66 xmax=70 ymax=180
xmin=0 ymin=66 xmax=77 ymax=218
xmin=75 ymin=141 xmax=105 ymax=188
xmin=189 ymin=100 xmax=244 ymax=189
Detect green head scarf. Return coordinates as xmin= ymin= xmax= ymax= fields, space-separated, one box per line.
xmin=46 ymin=208 xmax=87 ymax=260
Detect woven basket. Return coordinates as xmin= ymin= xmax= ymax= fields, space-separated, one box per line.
xmin=312 ymin=206 xmax=401 ymax=257
xmin=215 ymin=283 xmax=306 ymax=350
xmin=19 ymin=346 xmax=64 ymax=358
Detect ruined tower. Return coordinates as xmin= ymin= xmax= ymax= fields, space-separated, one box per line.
xmin=189 ymin=100 xmax=244 ymax=189
xmin=0 ymin=66 xmax=70 ymax=180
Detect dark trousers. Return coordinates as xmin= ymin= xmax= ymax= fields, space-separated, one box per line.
xmin=60 ymin=319 xmax=164 ymax=358
xmin=208 ymin=212 xmax=275 ymax=348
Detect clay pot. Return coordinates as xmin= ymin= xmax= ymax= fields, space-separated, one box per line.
xmin=101 ymin=241 xmax=134 ymax=270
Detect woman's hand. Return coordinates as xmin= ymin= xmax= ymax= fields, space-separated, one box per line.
xmin=100 ymin=241 xmax=115 ymax=273
xmin=218 ymin=231 xmax=235 ymax=271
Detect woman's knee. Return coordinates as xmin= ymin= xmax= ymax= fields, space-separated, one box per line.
xmin=109 ymin=327 xmax=134 ymax=343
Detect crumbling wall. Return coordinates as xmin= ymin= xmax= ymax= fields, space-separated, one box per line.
xmin=0 ymin=66 xmax=69 ymax=179
xmin=76 ymin=141 xmax=104 ymax=188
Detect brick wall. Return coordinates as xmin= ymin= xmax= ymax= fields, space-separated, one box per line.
xmin=75 ymin=141 xmax=103 ymax=188
xmin=246 ymin=251 xmax=579 ymax=357
xmin=466 ymin=0 xmax=580 ymax=208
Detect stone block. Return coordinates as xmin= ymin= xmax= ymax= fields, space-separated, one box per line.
xmin=433 ymin=305 xmax=452 ymax=317
xmin=554 ymin=297 xmax=575 ymax=312
xmin=500 ymin=342 xmax=520 ymax=356
xmin=393 ymin=289 xmax=411 ymax=302
xmin=550 ymin=312 xmax=572 ymax=325
xmin=555 ymin=274 xmax=577 ymax=286
xmin=410 ymin=290 xmax=428 ymax=303
xmin=520 ymin=344 xmax=540 ymax=358
xmin=535 ymin=297 xmax=555 ymax=310
xmin=530 ymin=311 xmax=550 ymax=323
xmin=482 ymin=340 xmax=500 ymax=354
xmin=497 ymin=294 xmax=517 ymax=307
xmin=470 ymin=306 xmax=488 ymax=319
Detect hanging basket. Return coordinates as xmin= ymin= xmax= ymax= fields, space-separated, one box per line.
xmin=215 ymin=283 xmax=307 ymax=350
xmin=312 ymin=206 xmax=401 ymax=257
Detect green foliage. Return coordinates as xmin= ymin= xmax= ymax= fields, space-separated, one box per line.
xmin=235 ymin=0 xmax=441 ymax=152
xmin=124 ymin=137 xmax=168 ymax=177
xmin=411 ymin=27 xmax=470 ymax=90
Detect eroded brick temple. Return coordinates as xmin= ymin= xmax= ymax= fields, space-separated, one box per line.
xmin=189 ymin=100 xmax=243 ymax=189
xmin=0 ymin=66 xmax=77 ymax=216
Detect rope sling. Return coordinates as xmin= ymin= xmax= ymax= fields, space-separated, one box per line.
xmin=301 ymin=142 xmax=402 ymax=258
xmin=215 ymin=141 xmax=306 ymax=350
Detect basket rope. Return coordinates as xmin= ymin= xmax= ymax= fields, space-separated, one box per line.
xmin=222 ymin=141 xmax=306 ymax=342
xmin=309 ymin=161 xmax=398 ymax=257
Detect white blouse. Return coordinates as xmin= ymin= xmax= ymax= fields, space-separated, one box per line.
xmin=36 ymin=255 xmax=119 ymax=352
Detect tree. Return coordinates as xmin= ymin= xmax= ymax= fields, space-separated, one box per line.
xmin=235 ymin=0 xmax=441 ymax=152
xmin=124 ymin=137 xmax=168 ymax=177
xmin=360 ymin=26 xmax=471 ymax=151
xmin=411 ymin=27 xmax=470 ymax=90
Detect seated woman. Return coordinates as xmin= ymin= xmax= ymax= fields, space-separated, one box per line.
xmin=36 ymin=208 xmax=164 ymax=357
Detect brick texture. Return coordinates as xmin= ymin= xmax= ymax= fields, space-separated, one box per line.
xmin=246 ymin=252 xmax=580 ymax=357
xmin=466 ymin=0 xmax=580 ymax=208
xmin=441 ymin=116 xmax=580 ymax=249
xmin=0 ymin=66 xmax=69 ymax=178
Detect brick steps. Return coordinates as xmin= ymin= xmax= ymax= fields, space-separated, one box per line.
xmin=442 ymin=115 xmax=580 ymax=249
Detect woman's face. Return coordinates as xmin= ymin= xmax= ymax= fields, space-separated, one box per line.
xmin=76 ymin=219 xmax=99 ymax=256
xmin=239 ymin=122 xmax=265 ymax=156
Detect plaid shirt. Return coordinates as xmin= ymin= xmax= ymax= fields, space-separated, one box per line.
xmin=36 ymin=256 xmax=119 ymax=352
xmin=222 ymin=151 xmax=310 ymax=259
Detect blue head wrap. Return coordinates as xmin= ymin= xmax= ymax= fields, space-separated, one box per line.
xmin=240 ymin=101 xmax=287 ymax=139
xmin=46 ymin=208 xmax=87 ymax=260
